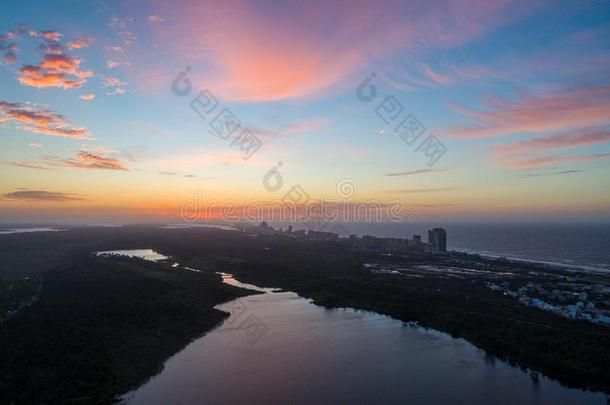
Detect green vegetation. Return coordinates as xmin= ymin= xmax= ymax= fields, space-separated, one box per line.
xmin=0 ymin=249 xmax=257 ymax=403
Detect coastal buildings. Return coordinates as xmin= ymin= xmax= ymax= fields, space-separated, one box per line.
xmin=252 ymin=222 xmax=448 ymax=255
xmin=428 ymin=228 xmax=447 ymax=253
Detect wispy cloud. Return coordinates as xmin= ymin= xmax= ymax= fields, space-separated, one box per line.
xmin=385 ymin=168 xmax=446 ymax=177
xmin=5 ymin=161 xmax=54 ymax=170
xmin=158 ymin=171 xmax=218 ymax=179
xmin=501 ymin=153 xmax=610 ymax=169
xmin=44 ymin=151 xmax=129 ymax=170
xmin=148 ymin=15 xmax=163 ymax=23
xmin=383 ymin=187 xmax=454 ymax=193
xmin=1 ymin=190 xmax=85 ymax=201
xmin=0 ymin=100 xmax=91 ymax=139
xmin=66 ymin=36 xmax=94 ymax=50
xmin=103 ymin=76 xmax=127 ymax=95
xmin=40 ymin=31 xmax=62 ymax=41
xmin=515 ymin=169 xmax=582 ymax=178
xmin=417 ymin=63 xmax=454 ymax=85
xmin=448 ymin=85 xmax=610 ymax=138
xmin=493 ymin=128 xmax=610 ymax=160
xmin=106 ymin=59 xmax=120 ymax=68
xmin=140 ymin=0 xmax=546 ymax=101
xmin=248 ymin=117 xmax=327 ymax=138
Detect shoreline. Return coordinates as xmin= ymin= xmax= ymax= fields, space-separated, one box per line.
xmin=453 ymin=248 xmax=610 ymax=274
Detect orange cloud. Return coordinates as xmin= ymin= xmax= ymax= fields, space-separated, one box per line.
xmin=0 ymin=100 xmax=91 ymax=139
xmin=20 ymin=125 xmax=89 ymax=138
xmin=448 ymin=85 xmax=610 ymax=138
xmin=80 ymin=93 xmax=95 ymax=101
xmin=18 ymin=64 xmax=85 ymax=89
xmin=39 ymin=54 xmax=92 ymax=78
xmin=17 ymin=51 xmax=92 ymax=89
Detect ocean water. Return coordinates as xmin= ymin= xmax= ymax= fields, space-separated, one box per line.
xmin=276 ymin=222 xmax=610 ymax=272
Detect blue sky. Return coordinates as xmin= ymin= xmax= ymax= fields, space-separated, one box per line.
xmin=1 ymin=0 xmax=610 ymax=223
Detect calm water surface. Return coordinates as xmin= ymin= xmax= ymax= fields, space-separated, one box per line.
xmin=96 ymin=249 xmax=168 ymax=262
xmin=114 ymin=250 xmax=606 ymax=405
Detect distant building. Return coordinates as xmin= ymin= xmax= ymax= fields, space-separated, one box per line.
xmin=288 ymin=225 xmax=293 ymax=233
xmin=413 ymin=235 xmax=421 ymax=244
xmin=362 ymin=234 xmax=385 ymax=248
xmin=385 ymin=237 xmax=407 ymax=251
xmin=428 ymin=228 xmax=447 ymax=253
xmin=307 ymin=230 xmax=339 ymax=241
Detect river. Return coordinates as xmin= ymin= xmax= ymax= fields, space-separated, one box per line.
xmin=113 ymin=250 xmax=606 ymax=404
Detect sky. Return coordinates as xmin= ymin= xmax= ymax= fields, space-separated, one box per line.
xmin=1 ymin=0 xmax=609 ymax=224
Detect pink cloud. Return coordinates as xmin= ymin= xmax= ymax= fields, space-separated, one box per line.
xmin=79 ymin=93 xmax=95 ymax=101
xmin=500 ymin=153 xmax=610 ymax=169
xmin=66 ymin=36 xmax=94 ymax=50
xmin=137 ymin=0 xmax=548 ymax=101
xmin=418 ymin=63 xmax=454 ymax=85
xmin=448 ymin=85 xmax=610 ymax=138
xmin=493 ymin=129 xmax=610 ymax=160
xmin=40 ymin=31 xmax=62 ymax=42
xmin=2 ymin=52 xmax=16 ymax=64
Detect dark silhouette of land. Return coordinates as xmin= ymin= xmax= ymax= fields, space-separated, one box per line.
xmin=0 ymin=225 xmax=609 ymax=403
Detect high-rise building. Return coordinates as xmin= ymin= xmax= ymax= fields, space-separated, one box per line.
xmin=428 ymin=228 xmax=447 ymax=253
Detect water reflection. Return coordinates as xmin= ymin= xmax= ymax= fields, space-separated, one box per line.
xmin=95 ymin=249 xmax=168 ymax=262
xmin=122 ymin=266 xmax=606 ymax=404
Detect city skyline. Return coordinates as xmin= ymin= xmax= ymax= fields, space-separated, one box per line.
xmin=1 ymin=0 xmax=610 ymax=224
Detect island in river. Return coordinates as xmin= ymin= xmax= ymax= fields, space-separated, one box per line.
xmin=0 ymin=225 xmax=609 ymax=403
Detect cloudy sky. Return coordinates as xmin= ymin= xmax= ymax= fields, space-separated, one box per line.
xmin=1 ymin=0 xmax=609 ymax=223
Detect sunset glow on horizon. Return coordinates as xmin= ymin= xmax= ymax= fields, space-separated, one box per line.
xmin=1 ymin=0 xmax=610 ymax=224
